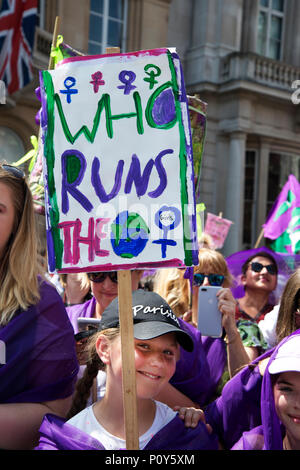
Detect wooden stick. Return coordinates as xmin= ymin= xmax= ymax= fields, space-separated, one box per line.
xmin=254 ymin=228 xmax=264 ymax=248
xmin=48 ymin=16 xmax=61 ymax=70
xmin=107 ymin=46 xmax=139 ymax=450
xmin=117 ymin=270 xmax=139 ymax=450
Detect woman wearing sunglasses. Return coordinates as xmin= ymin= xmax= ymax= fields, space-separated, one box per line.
xmin=66 ymin=270 xmax=144 ymax=334
xmin=0 ymin=163 xmax=79 ymax=449
xmin=233 ymin=252 xmax=278 ymax=363
xmin=154 ymin=249 xmax=254 ymax=391
xmin=190 ymin=248 xmax=258 ymax=379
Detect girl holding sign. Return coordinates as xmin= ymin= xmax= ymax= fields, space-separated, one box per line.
xmin=36 ymin=290 xmax=219 ymax=450
xmin=0 ymin=162 xmax=78 ymax=449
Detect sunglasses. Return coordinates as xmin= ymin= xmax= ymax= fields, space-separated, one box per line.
xmin=88 ymin=272 xmax=118 ymax=283
xmin=2 ymin=164 xmax=25 ymax=179
xmin=193 ymin=273 xmax=225 ymax=287
xmin=250 ymin=262 xmax=277 ymax=275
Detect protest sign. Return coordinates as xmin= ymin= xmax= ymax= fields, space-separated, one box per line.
xmin=39 ymin=47 xmax=198 ymax=273
xmin=204 ymin=212 xmax=233 ymax=249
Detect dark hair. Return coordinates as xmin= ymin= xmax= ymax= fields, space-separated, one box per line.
xmin=241 ymin=251 xmax=278 ymax=276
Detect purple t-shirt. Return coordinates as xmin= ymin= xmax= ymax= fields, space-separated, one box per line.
xmin=67 ymin=297 xmax=96 ymax=334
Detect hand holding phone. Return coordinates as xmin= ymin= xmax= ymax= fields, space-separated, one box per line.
xmin=197 ymin=286 xmax=222 ymax=337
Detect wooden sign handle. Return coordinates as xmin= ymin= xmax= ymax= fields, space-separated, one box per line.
xmin=48 ymin=16 xmax=61 ymax=70
xmin=106 ymin=46 xmax=139 ymax=450
xmin=117 ymin=270 xmax=139 ymax=450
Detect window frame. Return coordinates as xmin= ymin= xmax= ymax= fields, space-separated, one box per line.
xmin=88 ymin=0 xmax=128 ymax=55
xmin=257 ymin=0 xmax=285 ymax=60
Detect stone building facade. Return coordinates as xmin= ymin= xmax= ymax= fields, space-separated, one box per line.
xmin=1 ymin=0 xmax=299 ymax=255
xmin=168 ymin=0 xmax=300 ymax=255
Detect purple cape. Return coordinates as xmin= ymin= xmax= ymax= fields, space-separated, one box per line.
xmin=204 ymin=346 xmax=275 ymax=449
xmin=231 ymin=330 xmax=300 ymax=450
xmin=0 ymin=280 xmax=79 ymax=403
xmin=67 ymin=301 xmax=226 ymax=407
xmin=35 ymin=412 xmax=219 ymax=450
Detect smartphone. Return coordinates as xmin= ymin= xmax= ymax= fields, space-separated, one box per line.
xmin=77 ymin=317 xmax=101 ymax=332
xmin=197 ymin=286 xmax=222 ymax=337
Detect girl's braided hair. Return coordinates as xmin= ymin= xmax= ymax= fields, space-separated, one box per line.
xmin=67 ymin=328 xmax=119 ymax=419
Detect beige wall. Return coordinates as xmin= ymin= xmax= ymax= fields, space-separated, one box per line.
xmin=127 ymin=0 xmax=171 ymax=52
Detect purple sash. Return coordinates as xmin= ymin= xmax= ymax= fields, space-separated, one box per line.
xmin=235 ymin=332 xmax=300 ymax=450
xmin=36 ymin=412 xmax=219 ymax=450
xmin=204 ymin=347 xmax=275 ymax=448
xmin=0 ymin=280 xmax=79 ymax=403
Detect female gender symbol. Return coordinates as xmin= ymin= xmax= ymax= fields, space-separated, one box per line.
xmin=153 ymin=205 xmax=181 ymax=258
xmin=90 ymin=71 xmax=105 ymax=93
xmin=60 ymin=76 xmax=78 ymax=103
xmin=117 ymin=70 xmax=137 ymax=95
xmin=144 ymin=64 xmax=161 ymax=89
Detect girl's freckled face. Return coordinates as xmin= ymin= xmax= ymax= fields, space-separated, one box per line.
xmin=108 ymin=333 xmax=178 ymax=399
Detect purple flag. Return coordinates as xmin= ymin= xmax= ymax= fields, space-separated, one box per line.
xmin=263 ymin=174 xmax=300 ymax=254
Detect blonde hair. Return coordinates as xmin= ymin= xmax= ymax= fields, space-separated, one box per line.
xmin=195 ymin=248 xmax=233 ymax=288
xmin=276 ymin=268 xmax=300 ymax=344
xmin=59 ymin=272 xmax=90 ymax=291
xmin=153 ymin=248 xmax=233 ymax=316
xmin=0 ymin=165 xmax=41 ymax=325
xmin=153 ymin=268 xmax=190 ymax=316
xmin=67 ymin=328 xmax=119 ymax=419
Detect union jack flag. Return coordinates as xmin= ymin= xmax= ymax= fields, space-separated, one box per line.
xmin=0 ymin=0 xmax=37 ymax=95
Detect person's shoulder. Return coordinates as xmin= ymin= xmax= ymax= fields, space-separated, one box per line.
xmin=37 ymin=412 xmax=104 ymax=450
xmin=155 ymin=400 xmax=177 ymax=420
xmin=178 ymin=317 xmax=201 ymax=339
xmin=36 ymin=277 xmax=64 ymax=309
xmin=67 ymin=297 xmax=94 ymax=315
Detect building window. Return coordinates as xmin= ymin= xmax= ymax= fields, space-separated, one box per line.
xmin=0 ymin=127 xmax=25 ymax=165
xmin=257 ymin=0 xmax=285 ymax=60
xmin=267 ymin=152 xmax=300 ymax=216
xmin=243 ymin=150 xmax=257 ymax=248
xmin=88 ymin=0 xmax=128 ymax=55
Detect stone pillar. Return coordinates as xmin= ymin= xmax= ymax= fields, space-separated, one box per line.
xmin=223 ymin=131 xmax=246 ymax=256
xmin=254 ymin=140 xmax=270 ymax=243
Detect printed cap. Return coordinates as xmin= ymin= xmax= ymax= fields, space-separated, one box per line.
xmin=98 ymin=289 xmax=194 ymax=352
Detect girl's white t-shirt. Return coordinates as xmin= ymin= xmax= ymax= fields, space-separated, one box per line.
xmin=67 ymin=400 xmax=177 ymax=450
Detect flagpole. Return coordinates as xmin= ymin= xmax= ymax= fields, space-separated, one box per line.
xmin=254 ymin=228 xmax=264 ymax=248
